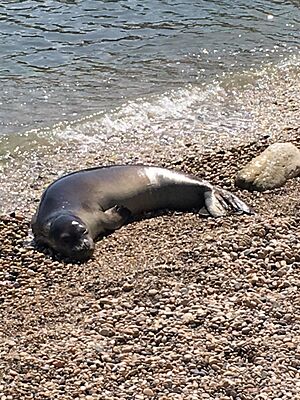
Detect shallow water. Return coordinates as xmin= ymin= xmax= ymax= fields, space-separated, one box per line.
xmin=1 ymin=1 xmax=299 ymax=136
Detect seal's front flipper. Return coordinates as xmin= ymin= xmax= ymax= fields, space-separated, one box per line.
xmin=102 ymin=205 xmax=132 ymax=230
xmin=204 ymin=189 xmax=253 ymax=217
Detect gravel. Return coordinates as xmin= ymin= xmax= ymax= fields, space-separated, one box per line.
xmin=2 ymin=67 xmax=300 ymax=399
xmin=1 ymin=125 xmax=300 ymax=399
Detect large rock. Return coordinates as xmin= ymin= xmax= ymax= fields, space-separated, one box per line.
xmin=235 ymin=142 xmax=300 ymax=191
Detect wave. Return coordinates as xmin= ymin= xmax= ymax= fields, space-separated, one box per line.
xmin=0 ymin=53 xmax=299 ymax=167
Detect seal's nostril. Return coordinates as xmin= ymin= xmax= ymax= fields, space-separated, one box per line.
xmin=82 ymin=239 xmax=91 ymax=249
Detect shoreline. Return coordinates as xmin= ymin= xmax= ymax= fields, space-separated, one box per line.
xmin=1 ymin=60 xmax=300 ymax=215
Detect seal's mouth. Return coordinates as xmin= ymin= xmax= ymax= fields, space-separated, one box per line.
xmin=70 ymin=247 xmax=94 ymax=262
xmin=55 ymin=236 xmax=95 ymax=262
xmin=70 ymin=237 xmax=95 ymax=261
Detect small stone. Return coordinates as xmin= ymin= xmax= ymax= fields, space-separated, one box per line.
xmin=143 ymin=388 xmax=154 ymax=396
xmin=148 ymin=289 xmax=158 ymax=296
xmin=122 ymin=282 xmax=134 ymax=292
xmin=121 ymin=345 xmax=134 ymax=353
xmin=99 ymin=328 xmax=115 ymax=337
xmin=99 ymin=298 xmax=114 ymax=305
xmin=52 ymin=359 xmax=65 ymax=368
xmin=183 ymin=353 xmax=193 ymax=362
xmin=182 ymin=312 xmax=195 ymax=324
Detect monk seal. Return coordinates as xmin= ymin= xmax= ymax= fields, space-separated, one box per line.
xmin=31 ymin=165 xmax=253 ymax=261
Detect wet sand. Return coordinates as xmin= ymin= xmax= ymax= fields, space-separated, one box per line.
xmin=1 ymin=121 xmax=300 ymax=399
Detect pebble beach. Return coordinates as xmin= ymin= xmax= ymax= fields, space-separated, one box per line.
xmin=2 ymin=115 xmax=300 ymax=399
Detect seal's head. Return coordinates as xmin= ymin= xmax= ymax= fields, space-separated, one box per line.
xmin=48 ymin=214 xmax=94 ymax=261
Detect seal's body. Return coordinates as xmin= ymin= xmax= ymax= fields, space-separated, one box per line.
xmin=32 ymin=165 xmax=252 ymax=261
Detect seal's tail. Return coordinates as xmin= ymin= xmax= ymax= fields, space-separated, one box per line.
xmin=200 ymin=188 xmax=254 ymax=217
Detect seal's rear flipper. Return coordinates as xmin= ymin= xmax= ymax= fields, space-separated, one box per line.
xmin=219 ymin=189 xmax=254 ymax=215
xmin=102 ymin=205 xmax=132 ymax=230
xmin=204 ymin=189 xmax=254 ymax=217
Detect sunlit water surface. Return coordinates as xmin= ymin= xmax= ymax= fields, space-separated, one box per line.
xmin=0 ymin=0 xmax=299 ymax=171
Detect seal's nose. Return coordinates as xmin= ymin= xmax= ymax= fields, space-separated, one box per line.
xmin=82 ymin=238 xmax=92 ymax=249
xmin=82 ymin=238 xmax=95 ymax=252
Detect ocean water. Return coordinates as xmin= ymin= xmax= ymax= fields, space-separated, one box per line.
xmin=0 ymin=0 xmax=299 ymax=165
